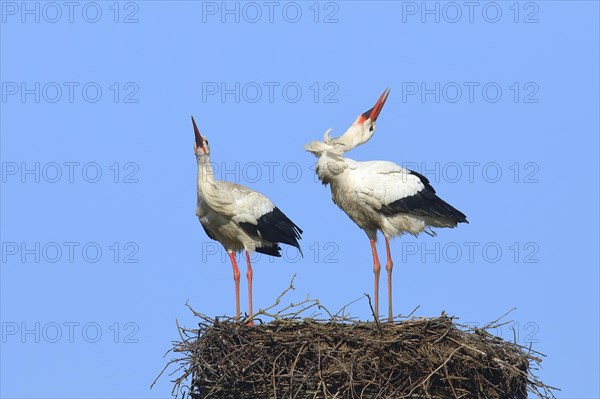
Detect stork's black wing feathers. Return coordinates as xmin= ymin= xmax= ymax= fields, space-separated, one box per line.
xmin=239 ymin=207 xmax=303 ymax=256
xmin=379 ymin=170 xmax=468 ymax=223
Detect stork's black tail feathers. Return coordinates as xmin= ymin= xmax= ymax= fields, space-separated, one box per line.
xmin=239 ymin=207 xmax=303 ymax=257
xmin=379 ymin=170 xmax=468 ymax=224
xmin=255 ymin=243 xmax=283 ymax=257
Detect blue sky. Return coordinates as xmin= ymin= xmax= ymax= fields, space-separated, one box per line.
xmin=1 ymin=1 xmax=598 ymax=397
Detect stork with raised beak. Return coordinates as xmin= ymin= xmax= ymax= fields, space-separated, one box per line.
xmin=192 ymin=116 xmax=303 ymax=322
xmin=305 ymin=89 xmax=468 ymax=322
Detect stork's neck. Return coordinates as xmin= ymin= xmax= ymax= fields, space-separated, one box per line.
xmin=196 ymin=154 xmax=216 ymax=193
xmin=334 ymin=124 xmax=365 ymax=150
xmin=315 ymin=152 xmax=352 ymax=185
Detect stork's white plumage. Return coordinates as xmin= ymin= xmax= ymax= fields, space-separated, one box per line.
xmin=192 ymin=116 xmax=302 ymax=322
xmin=306 ymin=89 xmax=467 ymax=322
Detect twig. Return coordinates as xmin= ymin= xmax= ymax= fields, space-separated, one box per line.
xmin=407 ymin=344 xmax=465 ymax=397
xmin=364 ymin=293 xmax=382 ymax=334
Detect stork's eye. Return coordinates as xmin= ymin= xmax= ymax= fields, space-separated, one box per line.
xmin=369 ymin=125 xmax=374 ymax=132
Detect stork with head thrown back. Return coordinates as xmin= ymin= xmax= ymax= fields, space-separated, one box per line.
xmin=305 ymin=89 xmax=467 ymax=322
xmin=192 ymin=116 xmax=303 ymax=322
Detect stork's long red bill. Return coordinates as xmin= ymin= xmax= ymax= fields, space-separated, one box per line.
xmin=191 ymin=115 xmax=203 ymax=148
xmin=362 ymin=88 xmax=390 ymax=122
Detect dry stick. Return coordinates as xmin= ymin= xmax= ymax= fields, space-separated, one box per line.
xmin=404 ymin=304 xmax=422 ymax=320
xmin=364 ymin=293 xmax=382 ymax=334
xmin=448 ymin=337 xmax=487 ymax=356
xmin=407 ymin=344 xmax=466 ymax=397
xmin=334 ymin=295 xmax=364 ymax=318
xmin=175 ymin=318 xmax=186 ymax=341
xmin=288 ymin=341 xmax=307 ymax=394
xmin=316 ymin=336 xmax=326 ymax=398
xmin=151 ymin=358 xmax=180 ymax=390
xmin=482 ymin=307 xmax=517 ymax=330
xmin=292 ymin=364 xmax=317 ymax=399
xmin=271 ymin=350 xmax=285 ymax=399
xmin=433 ymin=325 xmax=453 ymax=344
xmin=316 ymin=299 xmax=335 ymax=320
xmin=444 ymin=364 xmax=459 ymax=399
xmin=253 ymin=274 xmax=297 ymax=318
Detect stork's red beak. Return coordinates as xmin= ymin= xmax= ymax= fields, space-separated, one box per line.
xmin=361 ymin=88 xmax=390 ymax=122
xmin=191 ymin=116 xmax=203 ymax=148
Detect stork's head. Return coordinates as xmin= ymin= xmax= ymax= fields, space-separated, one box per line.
xmin=334 ymin=88 xmax=390 ymax=152
xmin=191 ymin=116 xmax=211 ymax=158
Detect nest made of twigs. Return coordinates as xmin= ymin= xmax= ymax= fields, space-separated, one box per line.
xmin=154 ymin=279 xmax=557 ymax=399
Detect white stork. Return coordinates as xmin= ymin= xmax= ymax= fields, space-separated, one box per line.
xmin=192 ymin=116 xmax=303 ymax=322
xmin=305 ymin=89 xmax=468 ymax=322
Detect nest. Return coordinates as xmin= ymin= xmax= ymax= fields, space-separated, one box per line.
xmin=155 ymin=279 xmax=556 ymax=399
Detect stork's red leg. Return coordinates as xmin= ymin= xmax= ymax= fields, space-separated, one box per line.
xmin=245 ymin=250 xmax=254 ymax=326
xmin=228 ymin=251 xmax=241 ymax=319
xmin=370 ymin=239 xmax=381 ymax=321
xmin=385 ymin=237 xmax=394 ymax=323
